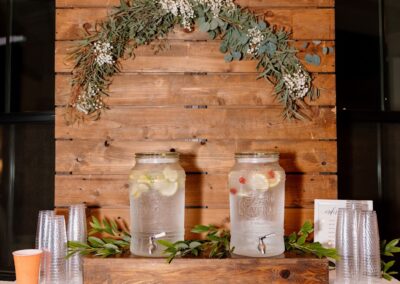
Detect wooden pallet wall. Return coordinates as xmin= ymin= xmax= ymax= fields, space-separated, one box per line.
xmin=55 ymin=0 xmax=336 ymax=238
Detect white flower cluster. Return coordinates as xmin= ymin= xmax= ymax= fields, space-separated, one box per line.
xmin=93 ymin=41 xmax=114 ymax=66
xmin=195 ymin=0 xmax=235 ymax=17
xmin=246 ymin=27 xmax=264 ymax=56
xmin=75 ymin=84 xmax=105 ymax=114
xmin=159 ymin=0 xmax=195 ymax=30
xmin=283 ymin=68 xmax=310 ymax=99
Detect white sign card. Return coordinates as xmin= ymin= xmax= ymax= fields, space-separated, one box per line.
xmin=314 ymin=199 xmax=373 ymax=248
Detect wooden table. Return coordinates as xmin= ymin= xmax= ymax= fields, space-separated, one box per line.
xmin=83 ymin=253 xmax=329 ymax=283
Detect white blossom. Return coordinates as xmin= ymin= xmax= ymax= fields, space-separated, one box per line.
xmin=159 ymin=0 xmax=236 ymax=29
xmin=93 ymin=41 xmax=114 ymax=66
xmin=75 ymin=84 xmax=105 ymax=114
xmin=246 ymin=27 xmax=264 ymax=56
xmin=283 ymin=67 xmax=310 ymax=99
xmin=159 ymin=0 xmax=195 ymax=30
xmin=194 ymin=0 xmax=235 ymax=18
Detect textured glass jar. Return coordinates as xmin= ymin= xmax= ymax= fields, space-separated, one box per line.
xmin=128 ymin=152 xmax=185 ymax=257
xmin=229 ymin=152 xmax=285 ymax=257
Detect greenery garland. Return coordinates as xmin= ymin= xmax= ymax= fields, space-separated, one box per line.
xmin=67 ymin=0 xmax=320 ymax=122
xmin=67 ymin=217 xmax=337 ymax=261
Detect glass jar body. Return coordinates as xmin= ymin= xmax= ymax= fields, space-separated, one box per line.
xmin=229 ymin=155 xmax=286 ymax=257
xmin=128 ymin=154 xmax=185 ymax=257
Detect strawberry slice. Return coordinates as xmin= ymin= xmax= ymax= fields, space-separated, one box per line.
xmin=230 ymin=188 xmax=238 ymax=195
xmin=239 ymin=177 xmax=246 ymax=184
xmin=267 ymin=170 xmax=275 ymax=179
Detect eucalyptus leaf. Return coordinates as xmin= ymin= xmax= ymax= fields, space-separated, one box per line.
xmin=210 ymin=19 xmax=219 ymax=30
xmin=258 ymin=21 xmax=267 ymax=30
xmin=224 ymin=53 xmax=233 ymax=62
xmin=232 ymin=51 xmax=242 ymax=60
xmin=199 ymin=22 xmax=210 ymax=32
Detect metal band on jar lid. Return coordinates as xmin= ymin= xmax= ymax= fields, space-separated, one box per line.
xmin=135 ymin=152 xmax=179 ymax=163
xmin=234 ymin=152 xmax=279 ymax=163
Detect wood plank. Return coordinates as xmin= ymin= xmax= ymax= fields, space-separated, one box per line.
xmin=55 ymin=207 xmax=315 ymax=237
xmin=57 ymin=0 xmax=334 ymax=8
xmin=55 ymin=140 xmax=337 ymax=174
xmin=55 ymin=73 xmax=336 ymax=106
xmin=55 ymin=174 xmax=337 ymax=208
xmin=83 ymin=255 xmax=329 ymax=284
xmin=55 ymin=40 xmax=335 ymax=73
xmin=55 ymin=107 xmax=336 ymax=140
xmin=56 ymin=8 xmax=334 ymax=40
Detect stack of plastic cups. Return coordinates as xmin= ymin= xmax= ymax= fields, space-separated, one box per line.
xmin=359 ymin=211 xmax=381 ymax=283
xmin=336 ymin=208 xmax=360 ymax=283
xmin=35 ymin=210 xmax=54 ymax=284
xmin=67 ymin=204 xmax=87 ymax=284
xmin=46 ymin=215 xmax=68 ymax=284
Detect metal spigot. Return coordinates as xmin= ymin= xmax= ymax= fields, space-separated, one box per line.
xmin=148 ymin=232 xmax=166 ymax=255
xmin=257 ymin=233 xmax=276 ymax=254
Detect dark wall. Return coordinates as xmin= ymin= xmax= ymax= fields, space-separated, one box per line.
xmin=0 ymin=0 xmax=55 ymax=280
xmin=336 ymin=0 xmax=400 ymax=276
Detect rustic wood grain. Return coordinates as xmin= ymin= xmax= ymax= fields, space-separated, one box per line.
xmin=57 ymin=0 xmax=334 ymax=8
xmin=55 ymin=73 xmax=336 ymax=106
xmin=55 ymin=40 xmax=335 ymax=73
xmin=55 ymin=107 xmax=336 ymax=140
xmin=55 ymin=174 xmax=337 ymax=208
xmin=56 ymin=207 xmax=315 ymax=237
xmin=83 ymin=255 xmax=329 ymax=284
xmin=56 ymin=8 xmax=334 ymax=40
xmin=55 ymin=139 xmax=337 ymax=174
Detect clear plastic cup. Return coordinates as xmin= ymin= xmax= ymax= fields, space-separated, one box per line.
xmin=46 ymin=215 xmax=67 ymax=284
xmin=335 ymin=208 xmax=361 ymax=283
xmin=35 ymin=210 xmax=54 ymax=283
xmin=359 ymin=211 xmax=381 ymax=282
xmin=67 ymin=204 xmax=87 ymax=284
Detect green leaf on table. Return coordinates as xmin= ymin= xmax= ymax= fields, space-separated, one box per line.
xmin=387 ymin=239 xmax=400 ymax=249
xmin=88 ymin=236 xmax=105 ymax=247
xmin=191 ymin=225 xmax=210 ymax=233
xmin=299 ymin=220 xmax=313 ymax=235
xmin=157 ymin=239 xmax=175 ymax=248
xmin=189 ymin=241 xmax=202 ymax=249
xmin=384 ymin=260 xmax=395 ymax=272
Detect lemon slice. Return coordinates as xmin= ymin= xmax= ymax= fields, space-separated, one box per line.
xmin=250 ymin=173 xmax=269 ymax=191
xmin=137 ymin=174 xmax=152 ymax=185
xmin=267 ymin=170 xmax=281 ymax=187
xmin=163 ymin=167 xmax=178 ymax=182
xmin=130 ymin=183 xmax=150 ymax=199
xmin=153 ymin=179 xmax=179 ymax=197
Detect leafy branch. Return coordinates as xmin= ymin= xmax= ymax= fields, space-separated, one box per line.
xmin=67 ymin=216 xmax=131 ymax=258
xmin=68 ymin=0 xmax=320 ymax=123
xmin=381 ymin=238 xmax=400 ymax=281
xmin=284 ymin=220 xmax=338 ymax=260
xmin=158 ymin=224 xmax=234 ymax=263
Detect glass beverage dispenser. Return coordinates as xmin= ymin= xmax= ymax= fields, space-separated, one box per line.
xmin=229 ymin=152 xmax=285 ymax=257
xmin=128 ymin=152 xmax=185 ymax=256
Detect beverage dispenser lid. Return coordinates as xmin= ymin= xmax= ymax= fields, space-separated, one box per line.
xmin=234 ymin=152 xmax=279 ymax=159
xmin=135 ymin=152 xmax=180 ymax=159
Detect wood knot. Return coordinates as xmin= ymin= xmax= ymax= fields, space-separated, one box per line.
xmin=104 ymin=140 xmax=111 ymax=147
xmin=279 ymin=269 xmax=290 ymax=279
xmin=83 ymin=23 xmax=92 ymax=35
xmin=265 ymin=10 xmax=274 ymax=17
